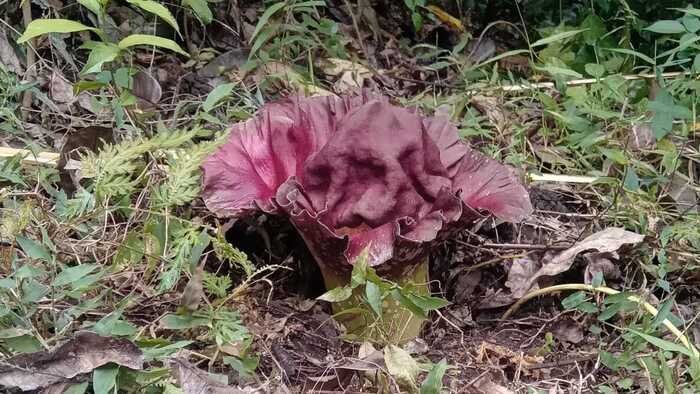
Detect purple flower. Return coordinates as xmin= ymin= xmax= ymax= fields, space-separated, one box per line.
xmin=202 ymin=93 xmax=532 ymax=282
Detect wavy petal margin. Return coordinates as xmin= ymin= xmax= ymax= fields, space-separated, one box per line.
xmin=202 ymin=93 xmax=533 ymax=278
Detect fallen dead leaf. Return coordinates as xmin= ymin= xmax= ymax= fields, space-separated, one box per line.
xmin=132 ymin=70 xmax=162 ymax=108
xmin=199 ymin=48 xmax=249 ymax=78
xmin=169 ymin=356 xmax=258 ymax=394
xmin=50 ymin=71 xmax=75 ymax=107
xmin=628 ymin=122 xmax=655 ymax=151
xmin=583 ymin=252 xmax=621 ymax=285
xmin=506 ymin=228 xmax=645 ymax=298
xmin=57 ymin=126 xmax=114 ymax=194
xmin=0 ymin=331 xmax=143 ymax=391
xmin=470 ymin=95 xmax=512 ymax=134
xmin=319 ymin=58 xmax=373 ymax=93
xmin=0 ymin=29 xmax=21 ymax=74
xmin=666 ymin=173 xmax=698 ymax=213
xmin=473 ymin=374 xmax=515 ymax=394
xmin=476 ymin=342 xmax=543 ymax=371
xmin=551 ymin=318 xmax=584 ymax=344
xmin=465 ymin=37 xmax=496 ymax=65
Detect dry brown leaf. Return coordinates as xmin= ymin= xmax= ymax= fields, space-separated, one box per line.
xmin=169 ymin=356 xmax=258 ymax=394
xmin=470 ymin=95 xmax=512 ymax=134
xmin=473 ymin=375 xmax=515 ymax=394
xmin=132 ymin=70 xmax=162 ymax=106
xmin=319 ymin=58 xmax=373 ymax=93
xmin=0 ymin=331 xmax=143 ymax=391
xmin=628 ymin=122 xmax=655 ymax=151
xmin=49 ymin=71 xmax=75 ymax=105
xmin=551 ymin=319 xmax=584 ymax=344
xmin=506 ymin=228 xmax=645 ymax=298
xmin=0 ymin=29 xmax=22 ymax=74
xmin=583 ymin=252 xmax=621 ymax=285
xmin=666 ymin=173 xmax=698 ymax=213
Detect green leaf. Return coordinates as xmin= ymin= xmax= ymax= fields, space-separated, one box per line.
xmin=585 ymin=63 xmax=605 ymax=78
xmin=531 ymin=28 xmax=587 ymax=47
xmin=54 ymin=264 xmax=99 ymax=287
xmin=411 ymin=12 xmax=423 ymax=31
xmin=0 ymin=327 xmax=31 ymax=339
xmin=4 ymin=334 xmax=42 ymax=353
xmin=93 ymin=364 xmax=119 ymax=394
xmin=628 ymin=329 xmax=694 ymax=357
xmin=183 ymin=0 xmax=213 ymax=24
xmin=81 ymin=43 xmax=121 ymax=74
xmin=602 ymin=48 xmax=655 ymax=65
xmin=420 ymin=359 xmax=450 ymax=394
xmin=648 ymin=89 xmax=692 ymax=139
xmin=365 ymin=281 xmax=382 ymax=318
xmin=16 ymin=235 xmax=52 ymax=262
xmin=384 ymin=345 xmax=420 ymax=388
xmin=562 ymin=292 xmax=586 ymax=309
xmin=250 ymin=1 xmax=288 ymax=43
xmin=128 ymin=0 xmax=180 ymax=33
xmin=406 ymin=293 xmax=450 ymax=311
xmin=673 ymin=7 xmax=700 ymax=18
xmin=65 ymin=382 xmax=89 ymax=394
xmin=249 ymin=26 xmax=277 ymax=58
xmin=535 ymin=64 xmax=582 ymax=78
xmin=694 ymin=54 xmax=700 ymax=72
xmin=160 ymin=313 xmax=209 ymax=329
xmin=645 ymin=20 xmax=686 ymax=34
xmin=623 ymin=167 xmax=639 ymax=191
xmin=18 ymin=19 xmax=99 ymax=43
xmin=390 ymin=289 xmax=427 ymax=319
xmin=202 ymin=83 xmax=235 ymax=112
xmin=317 ymin=286 xmax=352 ymax=303
xmin=681 ymin=16 xmax=700 ymax=33
xmin=350 ymin=254 xmax=368 ymax=288
xmin=223 ymin=355 xmax=259 ymax=379
xmin=77 ymin=0 xmax=104 ymax=16
xmin=118 ymin=34 xmax=189 ymax=56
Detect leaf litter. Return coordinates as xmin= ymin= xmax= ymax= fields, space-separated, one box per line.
xmin=0 ymin=331 xmax=143 ymax=391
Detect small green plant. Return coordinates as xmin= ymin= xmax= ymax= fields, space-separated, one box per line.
xmin=403 ymin=0 xmax=427 ymax=31
xmin=317 ymin=251 xmax=449 ymax=346
xmin=16 ymin=1 xmax=189 ymax=128
xmin=248 ymin=0 xmax=347 ymax=63
xmin=561 ymin=287 xmax=700 ymax=392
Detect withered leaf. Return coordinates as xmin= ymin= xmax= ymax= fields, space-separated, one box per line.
xmin=506 ymin=228 xmax=645 ymax=298
xmin=0 ymin=331 xmax=143 ymax=391
xmin=57 ymin=126 xmax=114 ymax=194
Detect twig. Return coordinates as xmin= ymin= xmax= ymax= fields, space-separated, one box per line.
xmin=500 ymin=284 xmax=700 ymax=359
xmin=21 ymin=0 xmax=36 ymax=121
xmin=501 ymin=71 xmax=689 ymax=92
xmin=481 ymin=242 xmax=570 ymax=250
xmin=529 ymin=173 xmax=598 ymax=184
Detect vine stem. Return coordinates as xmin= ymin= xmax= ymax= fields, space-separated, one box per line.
xmin=501 ymin=283 xmax=700 ymax=359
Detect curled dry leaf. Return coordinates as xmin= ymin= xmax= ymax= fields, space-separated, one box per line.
xmin=132 ymin=70 xmax=162 ymax=108
xmin=0 ymin=29 xmax=21 ymax=73
xmin=628 ymin=122 xmax=655 ymax=151
xmin=318 ymin=58 xmax=373 ymax=93
xmin=0 ymin=331 xmax=143 ymax=391
xmin=168 ymin=356 xmax=259 ymax=394
xmin=551 ymin=318 xmax=584 ymax=344
xmin=506 ymin=227 xmax=645 ymax=298
xmin=198 ymin=48 xmax=249 ymax=78
xmin=473 ymin=375 xmax=515 ymax=394
xmin=50 ymin=70 xmax=75 ymax=106
xmin=583 ymin=252 xmax=621 ymax=285
xmin=57 ymin=126 xmax=114 ymax=194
